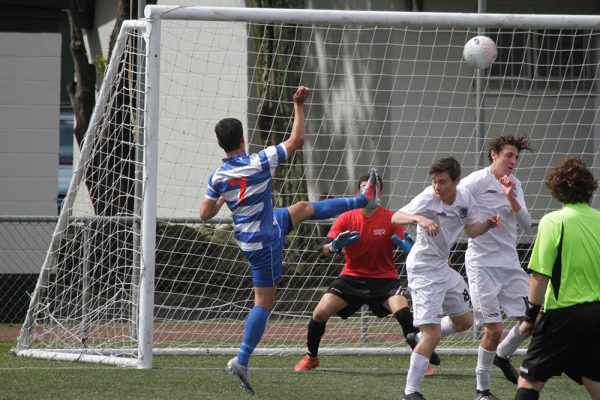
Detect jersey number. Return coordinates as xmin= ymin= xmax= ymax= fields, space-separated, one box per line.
xmin=228 ymin=177 xmax=247 ymax=205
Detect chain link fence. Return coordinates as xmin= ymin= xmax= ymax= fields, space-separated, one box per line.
xmin=0 ymin=217 xmax=57 ymax=325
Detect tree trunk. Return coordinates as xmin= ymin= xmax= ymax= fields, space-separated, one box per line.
xmin=66 ymin=0 xmax=156 ymax=216
xmin=248 ymin=0 xmax=308 ymax=209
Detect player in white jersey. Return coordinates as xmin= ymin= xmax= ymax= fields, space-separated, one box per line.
xmin=460 ymin=136 xmax=533 ymax=400
xmin=200 ymin=86 xmax=379 ymax=396
xmin=392 ymin=156 xmax=500 ymax=400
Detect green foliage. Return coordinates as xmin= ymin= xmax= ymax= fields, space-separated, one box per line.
xmin=0 ymin=340 xmax=587 ymax=400
xmin=92 ymin=54 xmax=107 ymax=73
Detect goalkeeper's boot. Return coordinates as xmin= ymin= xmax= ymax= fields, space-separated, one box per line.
xmin=405 ymin=332 xmax=441 ymax=366
xmin=293 ymin=354 xmax=320 ymax=371
xmin=473 ymin=389 xmax=500 ymax=400
xmin=402 ymin=392 xmax=427 ymax=400
xmin=226 ymin=356 xmax=255 ymax=396
xmin=493 ymin=355 xmax=519 ymax=384
xmin=362 ymin=168 xmax=380 ymax=210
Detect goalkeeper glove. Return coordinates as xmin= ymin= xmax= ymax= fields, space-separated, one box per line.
xmin=392 ymin=232 xmax=414 ymax=254
xmin=329 ymin=230 xmax=360 ymax=253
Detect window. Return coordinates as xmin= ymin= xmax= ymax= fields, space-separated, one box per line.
xmin=58 ymin=110 xmax=74 ymax=212
xmin=487 ymin=29 xmax=596 ymax=92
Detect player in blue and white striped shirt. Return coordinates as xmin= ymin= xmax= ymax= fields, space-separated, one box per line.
xmin=200 ymin=86 xmax=378 ymax=395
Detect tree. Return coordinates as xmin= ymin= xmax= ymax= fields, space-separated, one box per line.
xmin=248 ymin=0 xmax=308 ymax=209
xmin=66 ymin=0 xmax=156 ymax=216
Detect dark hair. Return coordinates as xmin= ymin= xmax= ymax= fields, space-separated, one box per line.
xmin=545 ymin=156 xmax=597 ymax=204
xmin=215 ymin=118 xmax=244 ymax=152
xmin=358 ymin=174 xmax=383 ymax=191
xmin=429 ymin=156 xmax=461 ymax=181
xmin=487 ymin=135 xmax=533 ymax=163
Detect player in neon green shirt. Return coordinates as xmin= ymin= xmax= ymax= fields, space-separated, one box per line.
xmin=514 ymin=157 xmax=600 ymax=400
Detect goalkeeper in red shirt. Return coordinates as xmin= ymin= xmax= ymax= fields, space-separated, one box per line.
xmin=293 ymin=174 xmax=440 ymax=373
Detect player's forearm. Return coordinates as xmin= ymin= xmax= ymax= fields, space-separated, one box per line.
xmin=283 ymin=103 xmax=306 ymax=156
xmin=514 ymin=208 xmax=532 ymax=229
xmin=527 ymin=271 xmax=548 ymax=306
xmin=391 ymin=211 xmax=418 ymax=226
xmin=322 ymin=244 xmax=335 ymax=258
xmin=464 ymin=221 xmax=490 ymax=238
xmin=199 ymin=197 xmax=225 ymax=221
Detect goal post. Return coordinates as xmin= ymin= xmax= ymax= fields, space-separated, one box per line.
xmin=13 ymin=6 xmax=600 ymax=368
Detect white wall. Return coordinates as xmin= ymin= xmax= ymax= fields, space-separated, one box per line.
xmin=0 ymin=32 xmax=61 ymax=273
xmin=0 ymin=32 xmax=61 ymax=215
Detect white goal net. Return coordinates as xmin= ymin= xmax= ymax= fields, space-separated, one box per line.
xmin=13 ymin=6 xmax=600 ymax=368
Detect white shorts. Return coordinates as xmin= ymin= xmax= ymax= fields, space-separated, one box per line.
xmin=409 ymin=267 xmax=471 ymax=326
xmin=466 ymin=266 xmax=529 ymax=324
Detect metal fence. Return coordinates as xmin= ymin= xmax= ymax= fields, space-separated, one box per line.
xmin=0 ymin=216 xmax=58 ymax=323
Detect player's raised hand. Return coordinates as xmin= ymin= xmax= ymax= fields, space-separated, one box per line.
xmin=392 ymin=232 xmax=414 ymax=254
xmin=329 ymin=230 xmax=360 ymax=253
xmin=417 ymin=216 xmax=440 ymax=236
xmin=293 ymin=85 xmax=310 ymax=104
xmin=500 ymin=175 xmax=516 ymax=197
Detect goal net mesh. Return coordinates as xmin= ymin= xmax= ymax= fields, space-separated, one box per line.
xmin=15 ymin=8 xmax=600 ymax=364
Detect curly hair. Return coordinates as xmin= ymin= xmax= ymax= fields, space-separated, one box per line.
xmin=429 ymin=156 xmax=461 ymax=181
xmin=545 ymin=156 xmax=598 ymax=204
xmin=487 ymin=135 xmax=533 ymax=163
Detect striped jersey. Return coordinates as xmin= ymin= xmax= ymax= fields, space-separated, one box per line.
xmin=205 ymin=144 xmax=287 ymax=252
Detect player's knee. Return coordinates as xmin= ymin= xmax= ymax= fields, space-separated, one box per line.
xmin=452 ymin=312 xmax=474 ymax=332
xmin=289 ymin=201 xmax=313 ymax=225
xmin=312 ymin=305 xmax=334 ymax=323
xmin=483 ymin=324 xmax=503 ymax=344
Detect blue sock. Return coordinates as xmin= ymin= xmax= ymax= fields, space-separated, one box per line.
xmin=312 ymin=195 xmax=366 ymax=220
xmin=237 ymin=305 xmax=271 ymax=367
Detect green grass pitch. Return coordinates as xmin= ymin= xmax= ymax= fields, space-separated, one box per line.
xmin=0 ymin=341 xmax=588 ymax=399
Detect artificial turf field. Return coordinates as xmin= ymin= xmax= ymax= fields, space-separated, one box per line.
xmin=0 ymin=341 xmax=589 ymax=399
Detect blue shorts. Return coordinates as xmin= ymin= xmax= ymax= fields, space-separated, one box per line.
xmin=243 ymin=208 xmax=292 ymax=287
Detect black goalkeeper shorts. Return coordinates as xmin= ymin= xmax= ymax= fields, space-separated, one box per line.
xmin=326 ymin=275 xmax=405 ymax=319
xmin=520 ymin=301 xmax=600 ymax=384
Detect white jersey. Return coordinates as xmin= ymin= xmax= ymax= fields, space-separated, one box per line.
xmin=460 ymin=167 xmax=531 ymax=269
xmin=401 ymin=186 xmax=481 ymax=276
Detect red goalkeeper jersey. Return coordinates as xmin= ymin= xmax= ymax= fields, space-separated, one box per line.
xmin=327 ymin=207 xmax=406 ymax=279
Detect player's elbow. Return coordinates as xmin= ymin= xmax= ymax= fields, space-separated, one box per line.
xmin=291 ymin=136 xmax=305 ymax=149
xmin=199 ymin=206 xmax=213 ymax=222
xmin=199 ymin=210 xmax=210 ymax=222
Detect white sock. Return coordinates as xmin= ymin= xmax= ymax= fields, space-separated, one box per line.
xmin=404 ymin=352 xmax=429 ymax=394
xmin=476 ymin=345 xmax=496 ymax=391
xmin=440 ymin=316 xmax=457 ymax=338
xmin=497 ymin=323 xmax=525 ymax=358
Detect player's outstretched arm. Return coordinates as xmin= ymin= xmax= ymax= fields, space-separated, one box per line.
xmin=464 ymin=214 xmax=500 ymax=238
xmin=282 ymin=85 xmax=310 ymax=158
xmin=392 ymin=210 xmax=440 ymax=236
xmin=200 ymin=197 xmax=226 ymax=222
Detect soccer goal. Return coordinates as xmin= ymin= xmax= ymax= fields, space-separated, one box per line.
xmin=13 ymin=6 xmax=600 ymax=368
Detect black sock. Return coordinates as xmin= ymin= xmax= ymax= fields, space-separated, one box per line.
xmin=307 ymin=318 xmax=326 ymax=357
xmin=514 ymin=388 xmax=540 ymax=400
xmin=394 ymin=307 xmax=418 ymax=337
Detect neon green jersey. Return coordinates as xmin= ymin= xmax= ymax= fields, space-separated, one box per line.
xmin=528 ymin=203 xmax=600 ymax=311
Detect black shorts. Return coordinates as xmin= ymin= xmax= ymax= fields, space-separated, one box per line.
xmin=520 ymin=301 xmax=600 ymax=384
xmin=326 ymin=275 xmax=404 ymax=319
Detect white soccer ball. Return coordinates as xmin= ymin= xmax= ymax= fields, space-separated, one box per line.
xmin=463 ymin=36 xmax=497 ymax=69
